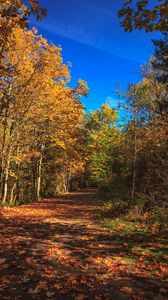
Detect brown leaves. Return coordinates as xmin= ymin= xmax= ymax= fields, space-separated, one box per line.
xmin=0 ymin=193 xmax=168 ymax=299
xmin=0 ymin=258 xmax=6 ymax=264
xmin=120 ymin=286 xmax=133 ymax=295
xmin=75 ymin=294 xmax=85 ymax=300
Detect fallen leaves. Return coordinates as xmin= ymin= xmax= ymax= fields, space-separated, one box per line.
xmin=46 ymin=291 xmax=55 ymax=298
xmin=28 ymin=282 xmax=48 ymax=295
xmin=0 ymin=193 xmax=168 ymax=300
xmin=21 ymin=275 xmax=31 ymax=283
xmin=28 ymin=287 xmax=41 ymax=295
xmin=120 ymin=286 xmax=133 ymax=295
xmin=26 ymin=257 xmax=37 ymax=265
xmin=75 ymin=294 xmax=86 ymax=300
xmin=0 ymin=258 xmax=6 ymax=264
xmin=1 ymin=277 xmax=10 ymax=285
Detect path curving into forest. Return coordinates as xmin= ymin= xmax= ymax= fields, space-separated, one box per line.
xmin=0 ymin=190 xmax=168 ymax=300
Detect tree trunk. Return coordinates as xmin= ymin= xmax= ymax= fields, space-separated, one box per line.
xmin=0 ymin=107 xmax=8 ymax=195
xmin=62 ymin=174 xmax=67 ymax=193
xmin=131 ymin=143 xmax=137 ymax=199
xmin=131 ymin=109 xmax=138 ymax=199
xmin=2 ymin=121 xmax=15 ymax=205
xmin=67 ymin=164 xmax=72 ymax=192
xmin=2 ymin=158 xmax=10 ymax=205
xmin=10 ymin=182 xmax=17 ymax=206
xmin=36 ymin=155 xmax=42 ymax=201
xmin=32 ymin=159 xmax=37 ymax=200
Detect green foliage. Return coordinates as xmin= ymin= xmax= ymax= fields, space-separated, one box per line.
xmin=89 ymin=60 xmax=168 ymax=228
xmin=85 ymin=103 xmax=120 ymax=186
xmin=149 ymin=206 xmax=168 ymax=229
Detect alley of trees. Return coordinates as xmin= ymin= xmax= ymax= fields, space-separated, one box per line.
xmin=0 ymin=1 xmax=168 ymax=299
xmin=0 ymin=0 xmax=167 ymax=224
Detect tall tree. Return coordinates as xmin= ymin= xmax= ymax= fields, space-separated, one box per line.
xmin=85 ymin=104 xmax=120 ymax=186
xmin=0 ymin=26 xmax=70 ymax=204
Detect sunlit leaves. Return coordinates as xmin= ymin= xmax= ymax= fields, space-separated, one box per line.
xmin=0 ymin=17 xmax=88 ymax=203
xmin=85 ymin=103 xmax=121 ymax=185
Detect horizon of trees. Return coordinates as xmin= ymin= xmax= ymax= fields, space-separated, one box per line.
xmin=0 ymin=0 xmax=167 ymax=226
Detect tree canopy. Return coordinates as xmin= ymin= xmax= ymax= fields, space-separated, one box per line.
xmin=118 ymin=0 xmax=168 ymax=32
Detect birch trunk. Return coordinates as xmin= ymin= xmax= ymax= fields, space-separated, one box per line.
xmin=36 ymin=155 xmax=42 ymax=201
xmin=2 ymin=157 xmax=10 ymax=205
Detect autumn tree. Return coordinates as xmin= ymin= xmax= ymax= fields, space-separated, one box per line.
xmin=0 ymin=26 xmax=70 ymax=204
xmin=0 ymin=13 xmax=89 ymax=205
xmin=115 ymin=62 xmax=168 ymax=206
xmin=85 ymin=104 xmax=120 ymax=187
xmin=118 ymin=0 xmax=168 ymax=33
xmin=41 ymin=81 xmax=88 ymax=195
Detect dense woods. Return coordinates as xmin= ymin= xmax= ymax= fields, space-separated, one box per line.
xmin=0 ymin=0 xmax=167 ymax=228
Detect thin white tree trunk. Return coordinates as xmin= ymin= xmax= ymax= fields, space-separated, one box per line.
xmin=36 ymin=155 xmax=42 ymax=201
xmin=2 ymin=157 xmax=10 ymax=205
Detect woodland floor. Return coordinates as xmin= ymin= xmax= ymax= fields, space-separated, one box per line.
xmin=0 ymin=190 xmax=168 ymax=300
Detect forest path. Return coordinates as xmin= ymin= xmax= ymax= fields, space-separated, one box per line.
xmin=0 ymin=190 xmax=167 ymax=300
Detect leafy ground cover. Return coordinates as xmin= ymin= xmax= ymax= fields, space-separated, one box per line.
xmin=0 ymin=190 xmax=168 ymax=299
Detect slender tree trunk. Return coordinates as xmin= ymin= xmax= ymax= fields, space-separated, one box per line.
xmin=2 ymin=157 xmax=10 ymax=205
xmin=131 ymin=109 xmax=138 ymax=199
xmin=10 ymin=182 xmax=16 ymax=205
xmin=16 ymin=169 xmax=20 ymax=203
xmin=67 ymin=164 xmax=72 ymax=192
xmin=62 ymin=169 xmax=67 ymax=193
xmin=36 ymin=155 xmax=42 ymax=201
xmin=131 ymin=141 xmax=137 ymax=199
xmin=32 ymin=159 xmax=37 ymax=200
xmin=0 ymin=107 xmax=8 ymax=195
xmin=28 ymin=168 xmax=31 ymax=201
xmin=0 ymin=81 xmax=14 ymax=201
xmin=1 ymin=113 xmax=15 ymax=204
xmin=63 ymin=175 xmax=67 ymax=193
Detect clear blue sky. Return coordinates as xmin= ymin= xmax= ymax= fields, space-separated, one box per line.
xmin=30 ymin=0 xmax=160 ymax=112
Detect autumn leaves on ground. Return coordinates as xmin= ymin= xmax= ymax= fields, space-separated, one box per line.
xmin=1 ymin=190 xmax=168 ymax=300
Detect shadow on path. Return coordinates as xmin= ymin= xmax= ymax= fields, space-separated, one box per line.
xmin=0 ymin=190 xmax=168 ymax=299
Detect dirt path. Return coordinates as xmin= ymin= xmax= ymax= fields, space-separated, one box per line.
xmin=0 ymin=190 xmax=168 ymax=300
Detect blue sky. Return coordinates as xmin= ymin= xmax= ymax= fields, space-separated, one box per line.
xmin=30 ymin=0 xmax=161 ymax=112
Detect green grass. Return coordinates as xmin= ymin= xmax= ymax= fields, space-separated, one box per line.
xmin=95 ymin=197 xmax=168 ymax=264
